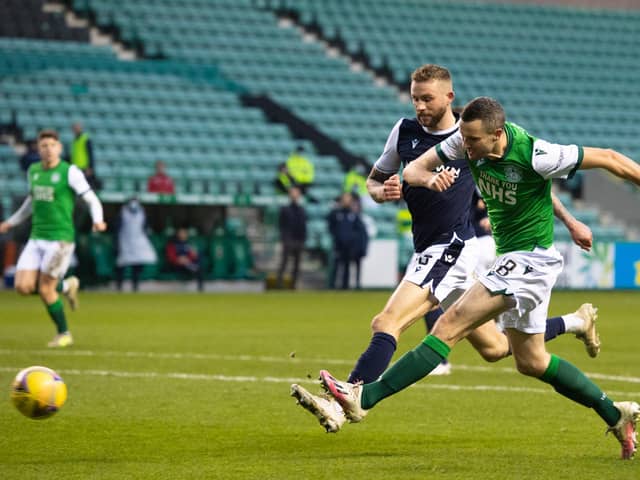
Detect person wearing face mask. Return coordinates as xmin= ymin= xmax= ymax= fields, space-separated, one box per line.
xmin=114 ymin=197 xmax=157 ymax=292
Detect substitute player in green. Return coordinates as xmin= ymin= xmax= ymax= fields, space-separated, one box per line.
xmin=318 ymin=97 xmax=640 ymax=459
xmin=0 ymin=129 xmax=106 ymax=347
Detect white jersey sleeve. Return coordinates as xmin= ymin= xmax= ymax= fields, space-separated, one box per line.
xmin=81 ymin=190 xmax=104 ymax=224
xmin=531 ymin=139 xmax=583 ymax=180
xmin=68 ymin=164 xmax=92 ymax=195
xmin=435 ymin=130 xmax=465 ymax=162
xmin=373 ymin=119 xmax=403 ymax=174
xmin=6 ymin=196 xmax=33 ymax=226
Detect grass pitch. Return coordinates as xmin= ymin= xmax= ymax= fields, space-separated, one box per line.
xmin=0 ymin=289 xmax=639 ymax=479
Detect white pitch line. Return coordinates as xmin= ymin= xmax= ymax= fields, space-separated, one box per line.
xmin=0 ymin=348 xmax=354 ymax=366
xmin=0 ymin=348 xmax=638 ymax=385
xmin=1 ymin=366 xmax=639 ymax=397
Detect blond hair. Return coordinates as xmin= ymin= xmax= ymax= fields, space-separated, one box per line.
xmin=411 ymin=64 xmax=452 ymax=83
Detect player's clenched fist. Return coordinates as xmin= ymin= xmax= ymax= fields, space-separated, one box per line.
xmin=383 ymin=174 xmax=402 ymax=200
xmin=426 ymin=169 xmax=456 ymax=192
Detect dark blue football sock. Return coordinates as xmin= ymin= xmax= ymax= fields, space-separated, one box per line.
xmin=348 ymin=332 xmax=397 ymax=384
xmin=424 ymin=307 xmax=444 ymax=333
xmin=544 ymin=316 xmax=566 ymax=342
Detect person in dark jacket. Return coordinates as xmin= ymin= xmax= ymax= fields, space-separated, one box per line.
xmin=349 ymin=194 xmax=369 ymax=289
xmin=328 ymin=192 xmax=366 ymax=290
xmin=276 ymin=187 xmax=307 ymax=289
xmin=19 ymin=139 xmax=40 ymax=172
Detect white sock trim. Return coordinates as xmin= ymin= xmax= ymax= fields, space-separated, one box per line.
xmin=562 ymin=313 xmax=584 ymax=333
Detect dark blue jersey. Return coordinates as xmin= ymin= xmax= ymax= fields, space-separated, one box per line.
xmin=374 ymin=117 xmax=475 ymax=252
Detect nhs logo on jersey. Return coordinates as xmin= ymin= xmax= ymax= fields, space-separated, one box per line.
xmin=477 ymin=171 xmax=517 ymax=206
xmin=33 ymin=185 xmax=54 ymax=202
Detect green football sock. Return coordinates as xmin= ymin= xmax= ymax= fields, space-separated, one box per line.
xmin=46 ymin=298 xmax=68 ymax=334
xmin=539 ymin=354 xmax=621 ymax=426
xmin=361 ymin=335 xmax=450 ymax=409
xmin=56 ymin=280 xmax=64 ymax=293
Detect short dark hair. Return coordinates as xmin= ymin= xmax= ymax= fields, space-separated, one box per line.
xmin=461 ymin=97 xmax=505 ymax=132
xmin=411 ymin=64 xmax=452 ymax=83
xmin=38 ymin=129 xmax=59 ymax=141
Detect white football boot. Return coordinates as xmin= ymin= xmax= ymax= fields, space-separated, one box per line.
xmin=573 ymin=303 xmax=600 ymax=358
xmin=430 ymin=360 xmax=452 ymax=376
xmin=319 ymin=370 xmax=368 ymax=423
xmin=291 ymin=383 xmax=346 ymax=433
xmin=607 ymin=401 xmax=640 ymax=460
xmin=47 ymin=332 xmax=73 ymax=348
xmin=63 ymin=276 xmax=80 ymax=311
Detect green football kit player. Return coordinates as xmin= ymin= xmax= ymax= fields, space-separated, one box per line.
xmin=318 ymin=97 xmax=640 ymax=459
xmin=0 ymin=129 xmax=106 ymax=347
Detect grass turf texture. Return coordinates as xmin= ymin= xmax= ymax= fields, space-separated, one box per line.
xmin=0 ymin=290 xmax=638 ymax=480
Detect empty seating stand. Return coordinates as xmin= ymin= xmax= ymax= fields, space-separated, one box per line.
xmin=0 ymin=0 xmax=89 ymax=41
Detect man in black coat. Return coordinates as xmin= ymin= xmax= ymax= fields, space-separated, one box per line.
xmin=276 ymin=187 xmax=307 ymax=289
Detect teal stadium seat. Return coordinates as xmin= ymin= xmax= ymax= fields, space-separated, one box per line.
xmin=3 ymin=1 xmax=635 ymax=252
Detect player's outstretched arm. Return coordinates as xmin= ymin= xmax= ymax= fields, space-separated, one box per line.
xmin=581 ymin=147 xmax=640 ymax=186
xmin=551 ymin=192 xmax=592 ymax=251
xmin=367 ymin=167 xmax=402 ymax=203
xmin=0 ymin=196 xmax=33 ymax=233
xmin=403 ymin=146 xmax=453 ymax=192
xmin=80 ymin=190 xmax=107 ymax=232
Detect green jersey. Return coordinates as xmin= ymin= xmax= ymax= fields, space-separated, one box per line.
xmin=436 ymin=122 xmax=583 ymax=255
xmin=28 ymin=161 xmax=90 ymax=242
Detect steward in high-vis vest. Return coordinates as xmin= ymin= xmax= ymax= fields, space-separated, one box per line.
xmin=343 ymin=164 xmax=368 ymax=198
xmin=275 ymin=162 xmax=295 ymax=195
xmin=285 ymin=146 xmax=314 ymax=194
xmin=70 ymin=123 xmax=93 ymax=171
xmin=70 ymin=123 xmax=100 ymax=190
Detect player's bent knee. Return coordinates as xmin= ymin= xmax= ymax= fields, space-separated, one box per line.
xmin=15 ymin=283 xmax=35 ymax=295
xmin=371 ymin=312 xmax=400 ymax=335
xmin=370 ymin=312 xmax=389 ymax=332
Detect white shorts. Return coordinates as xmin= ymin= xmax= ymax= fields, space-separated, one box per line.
xmin=479 ymin=245 xmax=563 ymax=334
xmin=16 ymin=239 xmax=75 ymax=279
xmin=474 ymin=234 xmax=496 ymax=276
xmin=403 ymin=233 xmax=478 ymax=310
